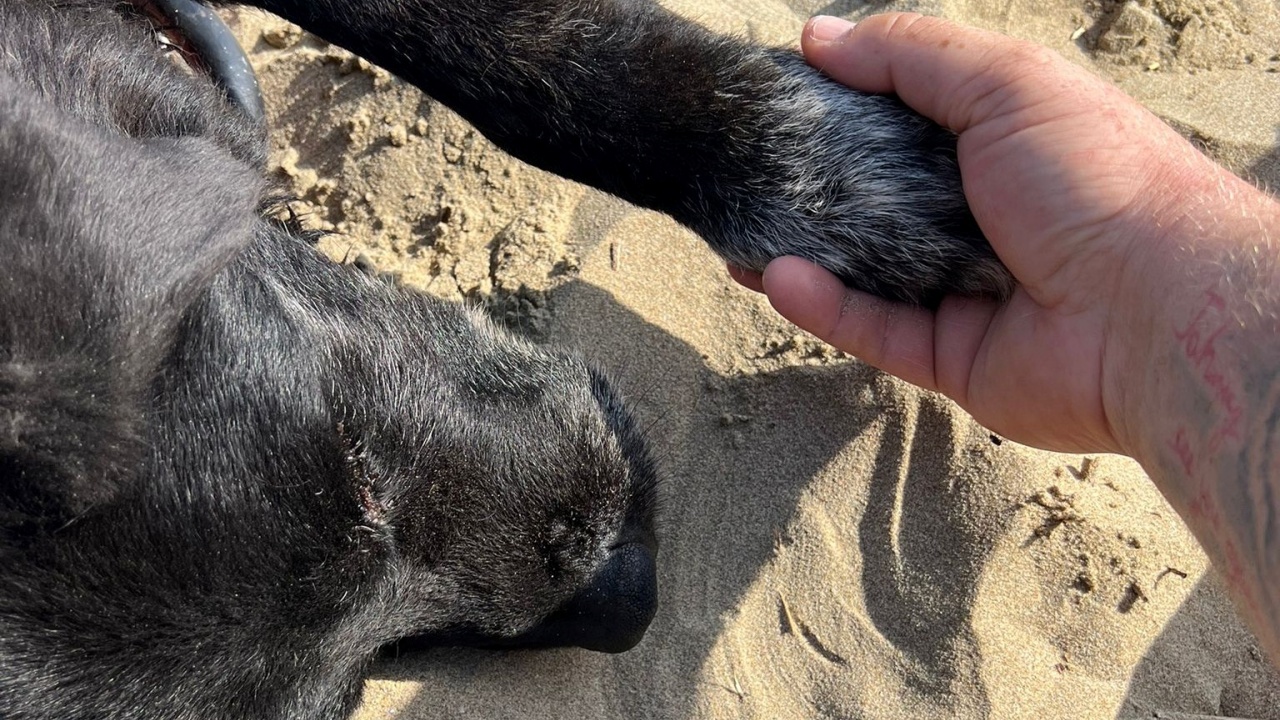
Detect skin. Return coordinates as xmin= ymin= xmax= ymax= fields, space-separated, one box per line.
xmin=732 ymin=13 xmax=1280 ymax=664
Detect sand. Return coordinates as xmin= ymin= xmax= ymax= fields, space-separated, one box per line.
xmin=222 ymin=2 xmax=1280 ymax=718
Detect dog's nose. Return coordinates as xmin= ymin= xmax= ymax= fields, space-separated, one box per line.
xmin=525 ymin=542 xmax=658 ymax=653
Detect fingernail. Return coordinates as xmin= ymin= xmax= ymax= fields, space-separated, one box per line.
xmin=808 ymin=15 xmax=855 ymax=44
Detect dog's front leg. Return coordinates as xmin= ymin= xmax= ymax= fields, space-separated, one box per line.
xmin=237 ymin=0 xmax=1011 ymax=303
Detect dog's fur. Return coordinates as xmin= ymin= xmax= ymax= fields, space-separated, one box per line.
xmin=1 ymin=0 xmax=1008 ymax=717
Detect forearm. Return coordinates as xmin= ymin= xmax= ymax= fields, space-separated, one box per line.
xmin=1112 ymin=159 xmax=1280 ymax=660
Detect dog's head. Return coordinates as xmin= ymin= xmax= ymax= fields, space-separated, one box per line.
xmin=166 ymin=234 xmax=663 ymax=656
xmin=0 ymin=76 xmax=659 ymax=676
xmin=310 ymin=287 xmax=662 ymax=654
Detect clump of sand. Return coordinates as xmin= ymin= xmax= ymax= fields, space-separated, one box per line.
xmin=222 ymin=1 xmax=1280 ymax=718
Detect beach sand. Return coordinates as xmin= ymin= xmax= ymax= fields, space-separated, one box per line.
xmin=225 ymin=2 xmax=1280 ymax=717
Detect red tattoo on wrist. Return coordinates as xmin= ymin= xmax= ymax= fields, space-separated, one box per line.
xmin=1173 ymin=290 xmax=1244 ymax=451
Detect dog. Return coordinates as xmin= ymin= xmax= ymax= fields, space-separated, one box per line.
xmin=0 ymin=0 xmax=1010 ymax=717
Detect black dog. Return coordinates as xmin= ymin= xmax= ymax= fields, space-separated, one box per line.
xmin=0 ymin=0 xmax=1008 ymax=717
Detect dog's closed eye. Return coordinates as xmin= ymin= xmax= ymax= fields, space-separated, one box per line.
xmin=335 ymin=421 xmax=390 ymax=529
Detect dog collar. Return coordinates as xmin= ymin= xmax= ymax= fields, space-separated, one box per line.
xmin=131 ymin=0 xmax=266 ymax=124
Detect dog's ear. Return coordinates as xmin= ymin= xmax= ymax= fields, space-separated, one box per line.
xmin=0 ymin=82 xmax=261 ymax=527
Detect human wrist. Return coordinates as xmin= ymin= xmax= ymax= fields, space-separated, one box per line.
xmin=1105 ymin=158 xmax=1280 ymax=475
xmin=1103 ymin=163 xmax=1280 ymax=659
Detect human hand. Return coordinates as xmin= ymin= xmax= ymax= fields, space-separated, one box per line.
xmin=733 ymin=13 xmax=1240 ymax=455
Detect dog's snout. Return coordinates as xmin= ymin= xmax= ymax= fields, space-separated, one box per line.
xmin=526 ymin=542 xmax=657 ymax=653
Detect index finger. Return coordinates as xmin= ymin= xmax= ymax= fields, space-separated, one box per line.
xmin=800 ymin=13 xmax=1068 ymax=134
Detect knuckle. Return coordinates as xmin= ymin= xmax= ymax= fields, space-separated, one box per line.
xmin=878 ymin=12 xmax=941 ymax=46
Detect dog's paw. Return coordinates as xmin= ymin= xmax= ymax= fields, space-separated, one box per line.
xmin=688 ymin=51 xmax=1014 ymax=306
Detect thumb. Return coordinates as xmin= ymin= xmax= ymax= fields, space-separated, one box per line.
xmin=801 ymin=13 xmax=1072 ymax=134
